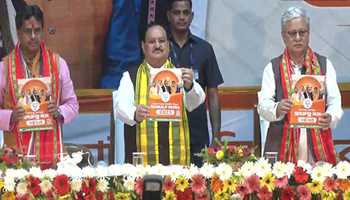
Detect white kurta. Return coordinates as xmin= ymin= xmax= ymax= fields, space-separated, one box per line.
xmin=258 ymin=58 xmax=343 ymax=162
xmin=115 ymin=63 xmax=206 ymax=126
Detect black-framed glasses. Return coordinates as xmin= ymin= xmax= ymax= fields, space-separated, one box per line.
xmin=285 ymin=29 xmax=309 ymax=39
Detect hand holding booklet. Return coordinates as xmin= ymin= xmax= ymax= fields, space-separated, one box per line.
xmin=148 ymin=68 xmax=183 ymax=121
xmin=289 ymin=74 xmax=326 ymax=128
xmin=17 ymin=77 xmax=54 ymax=132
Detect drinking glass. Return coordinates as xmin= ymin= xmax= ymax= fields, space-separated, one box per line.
xmin=264 ymin=152 xmax=278 ymax=164
xmin=132 ymin=152 xmax=145 ymax=166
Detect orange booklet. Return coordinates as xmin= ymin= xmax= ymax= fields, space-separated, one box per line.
xmin=148 ymin=68 xmax=183 ymax=121
xmin=289 ymin=75 xmax=325 ymax=128
xmin=17 ymin=77 xmax=54 ymax=132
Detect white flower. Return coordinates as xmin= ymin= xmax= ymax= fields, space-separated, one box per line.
xmin=71 ymin=179 xmax=82 ymax=192
xmin=133 ymin=165 xmax=147 ymax=178
xmin=16 ymin=182 xmax=28 ymax=195
xmin=285 ymin=162 xmax=296 ymax=178
xmin=6 ymin=168 xmax=28 ymax=180
xmin=215 ymin=163 xmax=233 ymax=181
xmin=97 ymin=178 xmax=110 ymax=192
xmin=39 ymin=179 xmax=52 ymax=194
xmin=29 ymin=167 xmax=43 ymax=178
xmin=188 ymin=164 xmax=199 ymax=177
xmin=56 ymin=164 xmax=82 ymax=178
xmin=42 ymin=169 xmax=57 ymax=180
xmin=231 ymin=193 xmax=243 ymax=200
xmin=334 ymin=161 xmax=350 ymax=179
xmin=272 ymin=161 xmax=292 ymax=178
xmin=167 ymin=165 xmax=187 ymax=181
xmin=72 ymin=151 xmax=83 ymax=164
xmin=311 ymin=163 xmax=333 ymax=182
xmin=95 ymin=166 xmax=108 ymax=178
xmin=255 ymin=158 xmax=272 ymax=178
xmin=236 ymin=161 xmax=255 ymax=178
xmin=121 ymin=164 xmax=137 ymax=178
xmin=4 ymin=169 xmax=17 ymax=179
xmin=123 ymin=177 xmax=135 ymax=191
xmin=147 ymin=164 xmax=168 ymax=177
xmin=297 ymin=160 xmax=312 ymax=173
xmin=108 ymin=164 xmax=124 ymax=176
xmin=82 ymin=166 xmax=96 ymax=178
xmin=182 ymin=165 xmax=198 ymax=180
xmin=200 ymin=163 xmax=215 ymax=178
xmin=4 ymin=176 xmax=16 ymax=192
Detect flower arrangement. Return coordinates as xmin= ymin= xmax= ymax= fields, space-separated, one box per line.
xmin=0 ymin=147 xmax=33 ymax=171
xmin=200 ymin=140 xmax=257 ymax=166
xmin=1 ymin=147 xmax=350 ymax=200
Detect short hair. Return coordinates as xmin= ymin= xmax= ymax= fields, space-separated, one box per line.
xmin=142 ymin=23 xmax=168 ymax=42
xmin=15 ymin=5 xmax=44 ymax=29
xmin=281 ymin=7 xmax=309 ymax=30
xmin=168 ymin=0 xmax=192 ymax=11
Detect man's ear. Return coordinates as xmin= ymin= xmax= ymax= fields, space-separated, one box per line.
xmin=190 ymin=11 xmax=194 ymax=24
xmin=141 ymin=41 xmax=145 ymax=54
xmin=167 ymin=11 xmax=171 ymax=22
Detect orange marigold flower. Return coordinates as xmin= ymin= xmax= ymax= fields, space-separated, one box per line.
xmin=211 ymin=176 xmax=223 ymax=193
xmin=337 ymin=179 xmax=350 ymax=192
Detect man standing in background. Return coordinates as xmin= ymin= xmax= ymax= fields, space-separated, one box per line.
xmin=167 ymin=0 xmax=224 ymax=166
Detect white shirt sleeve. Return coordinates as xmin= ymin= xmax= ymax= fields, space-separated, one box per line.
xmin=184 ymin=80 xmax=206 ymax=112
xmin=257 ymin=63 xmax=285 ymax=122
xmin=115 ymin=72 xmax=206 ymax=125
xmin=325 ymin=59 xmax=343 ymax=128
xmin=114 ymin=72 xmax=137 ymax=126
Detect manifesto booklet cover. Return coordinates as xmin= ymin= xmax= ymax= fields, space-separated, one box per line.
xmin=17 ymin=77 xmax=54 ymax=132
xmin=148 ymin=68 xmax=183 ymax=121
xmin=289 ymin=74 xmax=326 ymax=128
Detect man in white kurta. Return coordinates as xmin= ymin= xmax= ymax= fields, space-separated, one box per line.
xmin=258 ymin=7 xmax=343 ymax=164
xmin=115 ymin=24 xmax=205 ymax=165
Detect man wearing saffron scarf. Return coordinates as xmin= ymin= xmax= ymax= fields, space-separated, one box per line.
xmin=115 ymin=24 xmax=205 ymax=165
xmin=258 ymin=7 xmax=343 ymax=164
xmin=0 ymin=5 xmax=79 ymax=169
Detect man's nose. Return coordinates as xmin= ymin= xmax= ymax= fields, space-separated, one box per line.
xmin=29 ymin=29 xmax=36 ymax=39
xmin=295 ymin=32 xmax=302 ymax=40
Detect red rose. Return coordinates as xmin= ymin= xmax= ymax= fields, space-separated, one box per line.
xmin=27 ymin=176 xmax=42 ymax=197
xmin=1 ymin=147 xmax=19 ymax=165
xmin=257 ymin=186 xmax=273 ymax=200
xmin=135 ymin=178 xmax=144 ymax=196
xmin=88 ymin=178 xmax=97 ymax=194
xmin=176 ymin=188 xmax=193 ymax=200
xmin=293 ymin=167 xmax=309 ymax=184
xmin=81 ymin=181 xmax=90 ymax=195
xmin=44 ymin=190 xmax=56 ymax=200
xmin=227 ymin=145 xmax=236 ymax=154
xmin=96 ymin=191 xmax=104 ymax=200
xmin=108 ymin=191 xmax=115 ymax=200
xmin=281 ymin=186 xmax=296 ymax=200
xmin=53 ymin=174 xmax=71 ymax=196
xmin=207 ymin=147 xmax=217 ymax=155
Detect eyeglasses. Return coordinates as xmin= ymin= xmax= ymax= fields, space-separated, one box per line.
xmin=285 ymin=29 xmax=309 ymax=39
